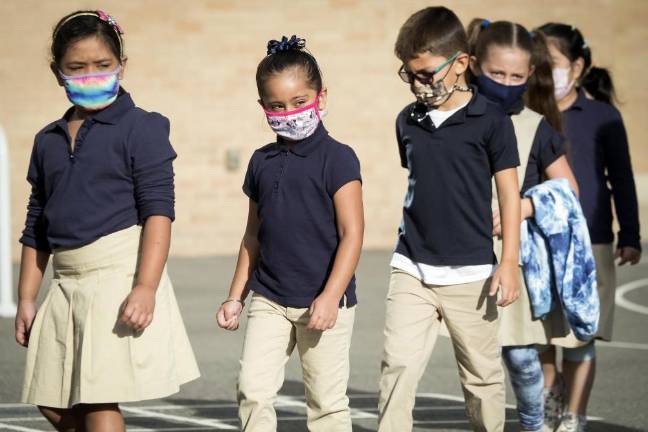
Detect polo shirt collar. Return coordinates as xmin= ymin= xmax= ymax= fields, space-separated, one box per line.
xmin=269 ymin=122 xmax=328 ymax=158
xmin=91 ymin=89 xmax=135 ymax=124
xmin=465 ymin=85 xmax=488 ymax=116
xmin=42 ymin=88 xmax=135 ymax=134
xmin=566 ymin=89 xmax=587 ymax=111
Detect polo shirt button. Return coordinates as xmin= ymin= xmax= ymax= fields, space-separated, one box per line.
xmin=69 ymin=154 xmax=75 ymax=160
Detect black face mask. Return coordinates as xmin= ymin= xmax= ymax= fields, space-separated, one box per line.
xmin=476 ymin=74 xmax=528 ymax=112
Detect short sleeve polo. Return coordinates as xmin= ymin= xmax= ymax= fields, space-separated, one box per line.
xmin=394 ymin=88 xmax=519 ymax=266
xmin=520 ymin=118 xmax=566 ymax=194
xmin=243 ymin=124 xmax=362 ymax=308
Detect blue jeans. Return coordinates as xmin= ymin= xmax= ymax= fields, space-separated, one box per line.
xmin=502 ymin=345 xmax=544 ymax=431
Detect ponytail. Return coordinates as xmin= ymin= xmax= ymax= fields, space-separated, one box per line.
xmin=537 ymin=23 xmax=617 ymax=105
xmin=467 ymin=19 xmax=562 ymax=131
xmin=581 ymin=66 xmax=616 ymax=105
xmin=466 ymin=18 xmax=489 ymax=56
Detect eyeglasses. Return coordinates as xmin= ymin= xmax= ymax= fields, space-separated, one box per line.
xmin=398 ymin=51 xmax=461 ymax=85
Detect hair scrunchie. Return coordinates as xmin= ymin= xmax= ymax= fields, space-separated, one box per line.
xmin=266 ymin=35 xmax=306 ymax=55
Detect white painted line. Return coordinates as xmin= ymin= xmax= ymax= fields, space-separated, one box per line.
xmin=416 ymin=392 xmax=517 ymax=410
xmin=414 ymin=418 xmax=517 ymax=425
xmin=0 ymin=404 xmax=32 ymax=409
xmin=598 ymin=340 xmax=648 ymax=350
xmin=126 ymin=402 xmax=238 ymax=410
xmin=0 ymin=418 xmax=47 ymax=422
xmin=120 ymin=406 xmax=237 ymax=430
xmin=0 ymin=422 xmax=44 ymax=432
xmin=129 ymin=428 xmax=212 ymax=432
xmin=616 ymin=278 xmax=648 ymax=315
xmin=277 ymin=394 xmax=378 ymax=419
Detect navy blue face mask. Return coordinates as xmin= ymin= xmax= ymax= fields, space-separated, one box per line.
xmin=476 ymin=74 xmax=528 ymax=112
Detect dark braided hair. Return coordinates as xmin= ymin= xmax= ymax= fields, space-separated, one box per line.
xmin=256 ymin=35 xmax=323 ymax=99
xmin=537 ymin=23 xmax=616 ymax=105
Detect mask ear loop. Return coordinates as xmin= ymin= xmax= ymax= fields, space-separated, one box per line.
xmin=314 ymin=90 xmax=326 ymax=119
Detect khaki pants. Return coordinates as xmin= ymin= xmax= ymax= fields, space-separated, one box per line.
xmin=378 ymin=270 xmax=505 ymax=432
xmin=238 ymin=293 xmax=355 ymax=432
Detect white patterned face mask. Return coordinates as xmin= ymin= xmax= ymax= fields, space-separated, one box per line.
xmin=263 ymin=96 xmax=321 ymax=141
xmin=553 ymin=67 xmax=576 ymax=101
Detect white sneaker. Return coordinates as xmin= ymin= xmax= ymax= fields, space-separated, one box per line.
xmin=543 ymin=378 xmax=565 ymax=431
xmin=556 ymin=412 xmax=587 ymax=432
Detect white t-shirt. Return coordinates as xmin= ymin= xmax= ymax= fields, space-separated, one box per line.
xmin=391 ymin=102 xmax=495 ymax=285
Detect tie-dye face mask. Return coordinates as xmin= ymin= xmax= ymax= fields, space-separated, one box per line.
xmin=59 ymin=67 xmax=121 ymax=111
xmin=264 ymin=96 xmax=321 ymax=141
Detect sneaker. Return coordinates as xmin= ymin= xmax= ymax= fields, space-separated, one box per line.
xmin=543 ymin=377 xmax=565 ymax=431
xmin=556 ymin=412 xmax=586 ymax=432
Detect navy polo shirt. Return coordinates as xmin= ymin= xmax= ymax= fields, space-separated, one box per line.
xmin=395 ymin=88 xmax=519 ymax=266
xmin=243 ymin=124 xmax=362 ymax=308
xmin=479 ymin=94 xmax=566 ymax=195
xmin=20 ymin=91 xmax=176 ymax=252
xmin=563 ymin=91 xmax=640 ymax=250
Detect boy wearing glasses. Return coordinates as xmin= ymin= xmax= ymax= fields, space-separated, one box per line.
xmin=378 ymin=7 xmax=521 ymax=432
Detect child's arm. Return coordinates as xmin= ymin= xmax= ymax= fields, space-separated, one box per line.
xmin=307 ymin=180 xmax=364 ymax=331
xmin=119 ymin=215 xmax=171 ymax=331
xmin=521 ymin=156 xmax=579 ymax=219
xmin=602 ymin=113 xmax=642 ymax=265
xmin=492 ymin=168 xmax=521 ymax=307
xmin=216 ymin=199 xmax=260 ymax=331
xmin=15 ymin=246 xmax=50 ymax=347
xmin=494 ymin=156 xmax=579 ymax=232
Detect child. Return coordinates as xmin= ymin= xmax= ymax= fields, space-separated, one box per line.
xmin=14 ymin=10 xmax=199 ymax=431
xmin=535 ymin=22 xmax=642 ymax=431
xmin=467 ymin=19 xmax=580 ymax=432
xmin=378 ymin=7 xmax=521 ymax=432
xmin=215 ymin=35 xmax=364 ymax=432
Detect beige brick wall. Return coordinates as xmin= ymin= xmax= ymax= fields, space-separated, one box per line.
xmin=1 ymin=0 xmax=647 ymax=258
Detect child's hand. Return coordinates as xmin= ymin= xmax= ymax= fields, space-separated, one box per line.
xmin=307 ymin=293 xmax=339 ymax=331
xmin=15 ymin=300 xmax=37 ymax=347
xmin=216 ymin=300 xmax=243 ymax=331
xmin=615 ymin=246 xmax=641 ymax=266
xmin=120 ymin=284 xmax=156 ymax=332
xmin=489 ymin=261 xmax=520 ymax=307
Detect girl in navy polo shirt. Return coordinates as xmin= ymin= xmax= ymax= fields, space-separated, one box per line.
xmin=467 ymin=19 xmax=580 ymax=432
xmin=15 ymin=10 xmax=199 ymax=431
xmin=534 ymin=23 xmax=642 ymax=431
xmin=378 ymin=7 xmax=522 ymax=432
xmin=215 ymin=36 xmax=364 ymax=432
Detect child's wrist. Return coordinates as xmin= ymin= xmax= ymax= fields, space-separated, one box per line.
xmin=222 ymin=298 xmax=245 ymax=308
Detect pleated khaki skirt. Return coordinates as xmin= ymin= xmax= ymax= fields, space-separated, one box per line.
xmin=21 ymin=225 xmax=200 ymax=408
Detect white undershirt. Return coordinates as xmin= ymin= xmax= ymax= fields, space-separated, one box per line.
xmin=391 ymin=101 xmax=495 ymax=285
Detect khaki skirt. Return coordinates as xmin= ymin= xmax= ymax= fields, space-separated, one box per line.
xmin=547 ymin=243 xmax=616 ymax=347
xmin=499 ymin=243 xmax=615 ymax=348
xmin=499 ymin=267 xmax=570 ymax=346
xmin=21 ymin=225 xmax=200 ymax=408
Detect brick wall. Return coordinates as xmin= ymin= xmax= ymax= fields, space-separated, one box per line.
xmin=1 ymin=0 xmax=646 ymax=258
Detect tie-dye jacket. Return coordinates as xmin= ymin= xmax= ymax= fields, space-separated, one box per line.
xmin=520 ymin=178 xmax=599 ymax=341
